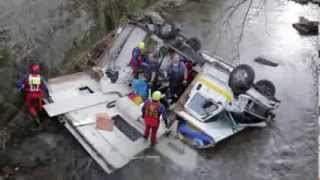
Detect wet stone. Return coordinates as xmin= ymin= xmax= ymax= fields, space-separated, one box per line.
xmin=293 ymin=0 xmax=309 ymax=4
xmin=12 ymin=176 xmax=26 ymax=180
xmin=254 ymin=57 xmax=279 ymax=67
xmin=1 ymin=166 xmax=14 ymax=175
xmin=292 ymin=16 xmax=319 ymax=35
xmin=144 ymin=11 xmax=165 ymax=25
xmin=292 ymin=0 xmax=320 ymax=5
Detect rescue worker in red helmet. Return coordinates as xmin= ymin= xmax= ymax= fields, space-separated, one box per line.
xmin=20 ymin=64 xmax=48 ymax=125
xmin=142 ymin=91 xmax=168 ymax=146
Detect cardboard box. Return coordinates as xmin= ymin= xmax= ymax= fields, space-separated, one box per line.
xmin=96 ymin=113 xmax=113 ymax=131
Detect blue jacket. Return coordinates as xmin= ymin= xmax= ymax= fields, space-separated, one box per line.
xmin=132 ymin=78 xmax=148 ymax=100
xmin=142 ymin=61 xmax=160 ymax=81
xmin=166 ymin=61 xmax=187 ymax=82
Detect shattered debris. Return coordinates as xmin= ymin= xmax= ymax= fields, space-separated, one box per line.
xmin=292 ymin=16 xmax=319 ymax=35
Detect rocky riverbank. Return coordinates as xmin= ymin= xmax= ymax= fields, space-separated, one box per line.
xmin=0 ymin=0 xmax=318 ymax=179
xmin=0 ymin=0 xmax=160 ymax=178
xmin=291 ymin=0 xmax=320 ymax=5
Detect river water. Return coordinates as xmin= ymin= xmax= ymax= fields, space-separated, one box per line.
xmin=1 ymin=0 xmax=318 ymax=179
xmin=111 ymin=0 xmax=319 ymax=179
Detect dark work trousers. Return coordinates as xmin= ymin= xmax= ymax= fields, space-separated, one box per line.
xmin=169 ymin=79 xmax=184 ymax=101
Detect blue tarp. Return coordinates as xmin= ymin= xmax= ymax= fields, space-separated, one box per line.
xmin=178 ymin=120 xmax=214 ymax=146
xmin=132 ymin=79 xmax=148 ymax=100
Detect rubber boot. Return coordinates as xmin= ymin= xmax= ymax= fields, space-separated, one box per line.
xmin=31 ymin=116 xmax=42 ymax=131
xmin=34 ymin=116 xmax=41 ymax=125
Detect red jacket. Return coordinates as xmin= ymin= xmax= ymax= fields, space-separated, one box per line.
xmin=142 ymin=100 xmax=168 ymax=127
xmin=130 ymin=47 xmax=143 ymax=68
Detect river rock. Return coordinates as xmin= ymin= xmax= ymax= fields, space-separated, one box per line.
xmin=292 ymin=0 xmax=309 ymax=4
xmin=1 ymin=166 xmax=14 ymax=175
xmin=254 ymin=57 xmax=279 ymax=67
xmin=312 ymin=0 xmax=320 ymax=4
xmin=144 ymin=11 xmax=165 ymax=25
xmin=292 ymin=16 xmax=319 ymax=35
xmin=291 ymin=0 xmax=320 ymax=5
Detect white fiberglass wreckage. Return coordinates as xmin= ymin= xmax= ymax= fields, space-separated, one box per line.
xmin=43 ymin=15 xmax=280 ymax=173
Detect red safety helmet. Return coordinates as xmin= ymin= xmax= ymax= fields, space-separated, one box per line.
xmin=31 ymin=64 xmax=40 ymax=74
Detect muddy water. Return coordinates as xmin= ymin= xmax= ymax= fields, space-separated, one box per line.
xmin=110 ymin=0 xmax=319 ymax=179
xmin=1 ymin=0 xmax=319 ymax=179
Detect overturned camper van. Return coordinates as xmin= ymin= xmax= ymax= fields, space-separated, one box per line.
xmin=43 ymin=16 xmax=280 ymax=174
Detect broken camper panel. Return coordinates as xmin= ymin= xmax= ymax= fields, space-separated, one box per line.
xmin=43 ymin=19 xmax=280 ymax=174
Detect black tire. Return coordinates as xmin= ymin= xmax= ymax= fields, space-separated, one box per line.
xmin=159 ymin=23 xmax=177 ymax=39
xmin=254 ymin=79 xmax=276 ymax=97
xmin=228 ymin=64 xmax=255 ymax=95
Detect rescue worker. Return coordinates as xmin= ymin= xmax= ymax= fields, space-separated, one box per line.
xmin=132 ymin=72 xmax=148 ymax=100
xmin=166 ymin=53 xmax=188 ymax=101
xmin=142 ymin=91 xmax=168 ymax=147
xmin=180 ymin=56 xmax=195 ymax=83
xmin=130 ymin=42 xmax=146 ymax=77
xmin=17 ymin=64 xmax=48 ymax=125
xmin=143 ymin=51 xmax=160 ymax=91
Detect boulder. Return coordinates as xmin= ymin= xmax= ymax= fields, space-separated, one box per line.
xmin=292 ymin=0 xmax=320 ymax=5
xmin=144 ymin=11 xmax=165 ymax=25
xmin=1 ymin=166 xmax=14 ymax=176
xmin=292 ymin=16 xmax=319 ymax=35
xmin=293 ymin=0 xmax=309 ymax=4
